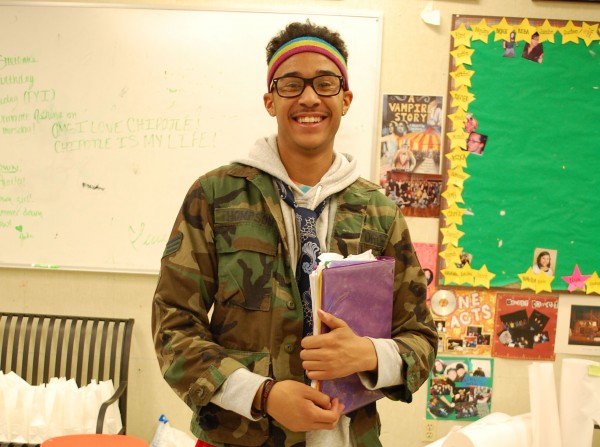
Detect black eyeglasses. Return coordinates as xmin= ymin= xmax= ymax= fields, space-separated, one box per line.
xmin=270 ymin=75 xmax=344 ymax=98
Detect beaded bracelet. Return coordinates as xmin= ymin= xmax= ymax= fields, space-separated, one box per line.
xmin=260 ymin=379 xmax=277 ymax=418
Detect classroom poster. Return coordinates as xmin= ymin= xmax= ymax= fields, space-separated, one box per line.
xmin=430 ymin=288 xmax=495 ymax=356
xmin=492 ymin=293 xmax=558 ymax=360
xmin=414 ymin=242 xmax=439 ymax=301
xmin=438 ymin=16 xmax=600 ymax=292
xmin=380 ymin=94 xmax=443 ymax=185
xmin=426 ymin=356 xmax=494 ymax=422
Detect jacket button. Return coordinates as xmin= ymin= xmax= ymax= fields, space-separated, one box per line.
xmin=284 ymin=343 xmax=294 ymax=353
xmin=286 ymin=300 xmax=296 ymax=310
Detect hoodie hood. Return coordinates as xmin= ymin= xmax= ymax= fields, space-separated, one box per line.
xmin=233 ymin=135 xmax=360 ymax=209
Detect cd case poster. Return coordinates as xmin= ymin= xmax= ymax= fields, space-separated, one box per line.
xmin=430 ymin=288 xmax=495 ymax=356
xmin=492 ymin=293 xmax=558 ymax=361
xmin=426 ymin=356 xmax=494 ymax=422
xmin=379 ymin=94 xmax=443 ymax=186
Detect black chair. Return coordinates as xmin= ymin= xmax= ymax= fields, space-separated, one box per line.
xmin=0 ymin=312 xmax=135 ymax=447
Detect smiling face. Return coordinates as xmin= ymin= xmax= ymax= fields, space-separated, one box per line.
xmin=263 ymin=52 xmax=353 ymax=157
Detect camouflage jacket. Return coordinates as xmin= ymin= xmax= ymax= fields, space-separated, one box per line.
xmin=152 ymin=163 xmax=437 ymax=447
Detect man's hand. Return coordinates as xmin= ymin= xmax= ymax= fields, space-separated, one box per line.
xmin=300 ymin=309 xmax=378 ymax=381
xmin=264 ymin=380 xmax=344 ymax=432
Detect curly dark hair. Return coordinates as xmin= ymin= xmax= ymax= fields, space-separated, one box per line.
xmin=265 ymin=20 xmax=349 ymax=63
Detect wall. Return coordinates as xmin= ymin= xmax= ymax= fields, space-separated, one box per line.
xmin=2 ymin=0 xmax=599 ymax=445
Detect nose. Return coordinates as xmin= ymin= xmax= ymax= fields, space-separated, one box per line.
xmin=298 ymin=82 xmax=321 ymax=106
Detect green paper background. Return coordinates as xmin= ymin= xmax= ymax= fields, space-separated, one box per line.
xmin=443 ymin=17 xmax=600 ymax=290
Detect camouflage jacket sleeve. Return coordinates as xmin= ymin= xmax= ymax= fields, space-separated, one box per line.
xmin=151 ymin=169 xmax=249 ymax=411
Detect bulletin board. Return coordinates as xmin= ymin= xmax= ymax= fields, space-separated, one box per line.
xmin=0 ymin=3 xmax=382 ymax=273
xmin=438 ymin=15 xmax=600 ymax=294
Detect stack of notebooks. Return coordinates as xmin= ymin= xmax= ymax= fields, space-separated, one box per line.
xmin=309 ymin=251 xmax=395 ymax=414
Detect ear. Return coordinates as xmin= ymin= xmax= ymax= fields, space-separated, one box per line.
xmin=342 ymin=90 xmax=353 ymax=116
xmin=264 ymin=92 xmax=276 ymax=117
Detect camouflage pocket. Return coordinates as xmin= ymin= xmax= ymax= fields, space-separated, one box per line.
xmin=214 ymin=210 xmax=279 ymax=311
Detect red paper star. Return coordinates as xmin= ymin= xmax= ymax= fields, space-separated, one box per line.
xmin=562 ymin=264 xmax=591 ymax=292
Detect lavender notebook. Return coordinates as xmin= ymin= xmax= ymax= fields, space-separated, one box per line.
xmin=316 ymin=256 xmax=395 ymax=414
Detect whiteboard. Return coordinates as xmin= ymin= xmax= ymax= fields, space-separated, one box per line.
xmin=0 ymin=3 xmax=382 ymax=273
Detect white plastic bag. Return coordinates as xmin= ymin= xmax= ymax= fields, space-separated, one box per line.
xmin=150 ymin=414 xmax=196 ymax=447
xmin=0 ymin=373 xmax=122 ymax=443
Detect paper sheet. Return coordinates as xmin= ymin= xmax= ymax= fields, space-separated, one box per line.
xmin=528 ymin=362 xmax=561 ymax=447
xmin=559 ymin=358 xmax=600 ymax=447
xmin=436 ymin=412 xmax=531 ymax=447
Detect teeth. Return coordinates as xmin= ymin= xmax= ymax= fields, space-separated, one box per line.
xmin=297 ymin=116 xmax=322 ymax=123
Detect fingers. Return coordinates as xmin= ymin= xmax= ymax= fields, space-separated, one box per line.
xmin=318 ymin=308 xmax=348 ymax=330
xmin=311 ymin=398 xmax=345 ymax=429
xmin=266 ymin=380 xmax=344 ymax=432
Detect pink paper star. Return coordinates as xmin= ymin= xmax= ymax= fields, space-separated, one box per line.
xmin=562 ymin=264 xmax=591 ymax=292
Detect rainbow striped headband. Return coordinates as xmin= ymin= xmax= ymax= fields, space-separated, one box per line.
xmin=267 ymin=36 xmax=349 ymax=92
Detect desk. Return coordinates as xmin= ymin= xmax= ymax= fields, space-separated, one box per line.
xmin=41 ymin=434 xmax=148 ymax=446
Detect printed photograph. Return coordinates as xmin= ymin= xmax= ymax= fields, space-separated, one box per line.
xmin=465 ymin=131 xmax=488 ymax=155
xmin=532 ymin=248 xmax=557 ymax=277
xmin=568 ymin=305 xmax=600 ymax=347
xmin=556 ymin=296 xmax=600 ymax=355
xmin=426 ymin=356 xmax=494 ymax=422
xmin=383 ymin=171 xmax=442 ymax=218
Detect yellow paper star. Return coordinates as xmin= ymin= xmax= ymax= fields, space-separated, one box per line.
xmin=448 ymin=108 xmax=468 ymax=131
xmin=450 ymin=85 xmax=475 ymax=111
xmin=579 ymin=22 xmax=600 ymax=46
xmin=442 ymin=185 xmax=465 ymax=207
xmin=451 ymin=23 xmax=473 ymax=48
xmin=445 ymin=148 xmax=469 ymax=169
xmin=442 ymin=202 xmax=467 ymax=225
xmin=441 ymin=265 xmax=465 ymax=285
xmin=492 ymin=18 xmax=514 ymax=42
xmin=446 ymin=127 xmax=470 ymax=150
xmin=441 ymin=266 xmax=462 ymax=286
xmin=440 ymin=223 xmax=465 ymax=247
xmin=518 ymin=267 xmax=554 ymax=294
xmin=450 ymin=45 xmax=475 ymax=66
xmin=472 ymin=265 xmax=496 ymax=289
xmin=456 ymin=263 xmax=476 ymax=286
xmin=514 ymin=18 xmax=537 ymax=44
xmin=538 ymin=19 xmax=558 ymax=43
xmin=471 ymin=19 xmax=493 ymax=43
xmin=585 ymin=272 xmax=600 ymax=295
xmin=447 ymin=166 xmax=471 ymax=189
xmin=450 ymin=64 xmax=475 ymax=88
xmin=535 ymin=272 xmax=554 ymax=294
xmin=439 ymin=244 xmax=463 ymax=265
xmin=559 ymin=20 xmax=582 ymax=44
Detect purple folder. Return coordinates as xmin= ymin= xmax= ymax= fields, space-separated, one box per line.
xmin=317 ymin=256 xmax=395 ymax=414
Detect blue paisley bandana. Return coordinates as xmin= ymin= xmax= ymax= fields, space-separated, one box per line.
xmin=275 ymin=178 xmax=327 ymax=336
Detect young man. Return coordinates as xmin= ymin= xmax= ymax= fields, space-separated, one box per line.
xmin=152 ymin=21 xmax=437 ymax=447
